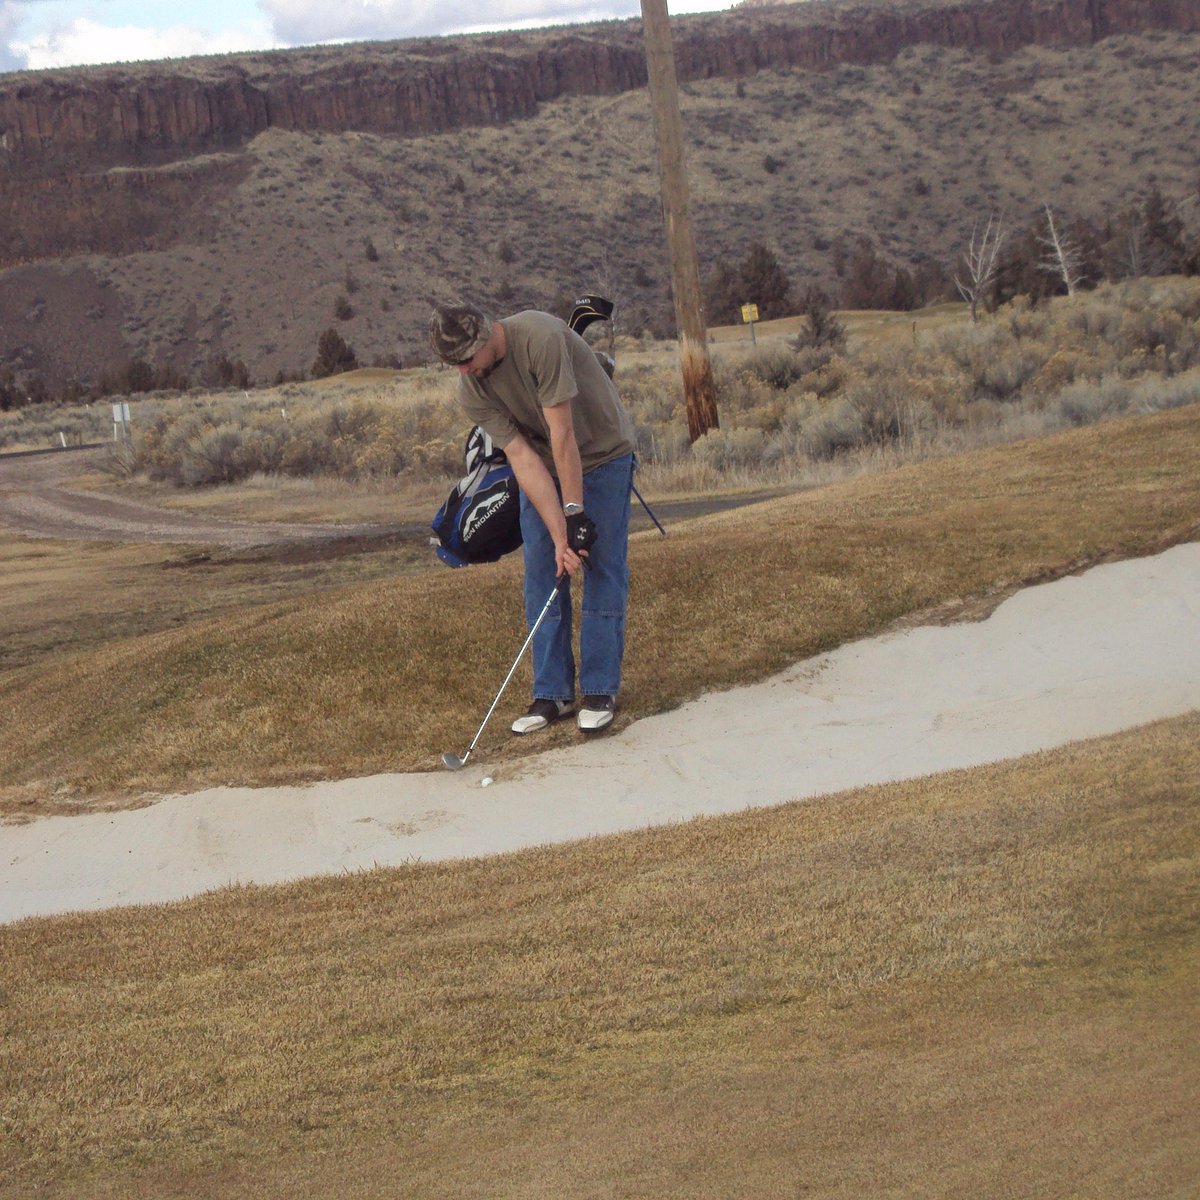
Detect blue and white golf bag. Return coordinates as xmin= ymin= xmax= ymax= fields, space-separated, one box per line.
xmin=431 ymin=426 xmax=523 ymax=568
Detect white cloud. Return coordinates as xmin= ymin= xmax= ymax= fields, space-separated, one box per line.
xmin=0 ymin=0 xmax=735 ymax=75
xmin=261 ymin=0 xmax=643 ymax=46
xmin=10 ymin=14 xmax=279 ymax=71
xmin=0 ymin=2 xmax=26 ymax=72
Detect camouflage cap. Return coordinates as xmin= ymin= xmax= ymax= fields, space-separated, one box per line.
xmin=429 ymin=300 xmax=493 ymax=365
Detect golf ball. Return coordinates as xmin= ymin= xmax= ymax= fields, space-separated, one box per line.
xmin=480 ymin=776 xmax=493 ymax=788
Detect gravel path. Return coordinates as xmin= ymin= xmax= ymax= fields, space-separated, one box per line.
xmin=0 ymin=446 xmax=779 ymax=547
xmin=0 ymin=447 xmax=401 ymax=546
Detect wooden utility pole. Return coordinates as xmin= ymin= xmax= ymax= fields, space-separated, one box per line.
xmin=640 ymin=0 xmax=719 ymax=442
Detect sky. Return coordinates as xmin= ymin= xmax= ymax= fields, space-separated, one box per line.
xmin=0 ymin=0 xmax=736 ymax=73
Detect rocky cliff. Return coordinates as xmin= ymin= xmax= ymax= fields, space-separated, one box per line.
xmin=0 ymin=0 xmax=1195 ymax=393
xmin=1 ymin=0 xmax=1196 ymax=182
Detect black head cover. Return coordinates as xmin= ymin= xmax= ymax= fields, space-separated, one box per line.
xmin=568 ymin=294 xmax=615 ymax=334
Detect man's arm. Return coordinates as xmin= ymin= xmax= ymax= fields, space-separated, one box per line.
xmin=504 ymin=418 xmax=586 ymax=578
xmin=544 ymin=399 xmax=584 ymax=511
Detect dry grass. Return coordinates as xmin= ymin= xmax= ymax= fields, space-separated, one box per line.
xmin=0 ymin=533 xmax=433 ymax=675
xmin=1 ymin=711 xmax=1196 ymax=1196
xmin=704 ymin=302 xmax=966 ymax=353
xmin=1 ymin=402 xmax=1198 ymax=815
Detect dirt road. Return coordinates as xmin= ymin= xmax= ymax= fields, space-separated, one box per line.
xmin=0 ymin=446 xmax=783 ymax=550
xmin=0 ymin=447 xmax=404 ymax=546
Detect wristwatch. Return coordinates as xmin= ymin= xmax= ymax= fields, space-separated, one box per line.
xmin=563 ymin=502 xmax=585 ymax=516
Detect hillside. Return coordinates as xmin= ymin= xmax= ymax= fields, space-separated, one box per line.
xmin=0 ymin=0 xmax=1197 ymax=392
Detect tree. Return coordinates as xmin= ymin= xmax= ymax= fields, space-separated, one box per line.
xmin=1139 ymin=187 xmax=1188 ymax=275
xmin=0 ymin=368 xmax=20 ymax=411
xmin=838 ymin=236 xmax=918 ymax=311
xmin=792 ymin=286 xmax=846 ymax=350
xmin=121 ymin=358 xmax=155 ymax=393
xmin=740 ymin=242 xmax=792 ymax=319
xmin=312 ymin=328 xmax=358 ymax=378
xmin=703 ymin=242 xmax=792 ymax=325
xmin=206 ymin=355 xmax=246 ymax=389
xmin=994 ymin=223 xmax=1050 ymax=308
xmin=1038 ymin=205 xmax=1085 ymax=296
xmin=1106 ymin=188 xmax=1191 ymax=281
xmin=703 ymin=259 xmax=742 ymax=325
xmin=955 ymin=213 xmax=1005 ymax=321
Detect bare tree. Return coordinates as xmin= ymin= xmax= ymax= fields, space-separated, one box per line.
xmin=1123 ymin=224 xmax=1145 ymax=278
xmin=583 ymin=247 xmax=625 ymax=358
xmin=955 ymin=212 xmax=1005 ymax=322
xmin=1038 ymin=205 xmax=1085 ymax=296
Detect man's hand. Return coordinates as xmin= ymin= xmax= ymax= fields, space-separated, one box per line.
xmin=555 ymin=542 xmax=586 ymax=578
xmin=566 ymin=510 xmax=597 ymax=554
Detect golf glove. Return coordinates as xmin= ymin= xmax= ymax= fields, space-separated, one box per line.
xmin=566 ymin=510 xmax=597 ymax=552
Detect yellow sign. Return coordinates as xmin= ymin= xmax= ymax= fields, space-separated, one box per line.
xmin=741 ymin=304 xmax=759 ymax=323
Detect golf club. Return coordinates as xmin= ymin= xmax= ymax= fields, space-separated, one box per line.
xmin=569 ymin=296 xmax=666 ymax=540
xmin=442 ymin=573 xmax=567 ymax=770
xmin=632 ymin=482 xmax=666 ymax=537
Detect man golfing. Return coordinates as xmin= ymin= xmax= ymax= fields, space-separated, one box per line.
xmin=430 ymin=300 xmax=637 ymax=737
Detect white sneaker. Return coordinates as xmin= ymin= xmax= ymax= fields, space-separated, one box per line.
xmin=512 ymin=698 xmax=574 ymax=735
xmin=577 ymin=695 xmax=615 ymax=732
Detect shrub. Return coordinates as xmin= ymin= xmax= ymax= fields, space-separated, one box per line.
xmin=742 ymin=346 xmax=805 ymax=391
xmin=690 ymin=427 xmax=768 ymax=470
xmin=1051 ymin=376 xmax=1133 ymax=426
xmin=797 ymin=396 xmax=867 ymax=459
xmin=180 ymin=425 xmax=247 ymax=486
xmin=68 ymin=278 xmax=1197 ymax=495
xmin=1132 ymin=368 xmax=1200 ymax=411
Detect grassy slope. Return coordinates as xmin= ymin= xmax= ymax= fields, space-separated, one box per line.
xmin=1 ymin=712 xmax=1196 ymax=1196
xmin=2 ymin=403 xmax=1199 ymax=811
xmin=1 ymin=403 xmax=1197 ymax=1195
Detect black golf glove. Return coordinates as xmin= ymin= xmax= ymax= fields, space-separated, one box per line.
xmin=566 ymin=510 xmax=597 ymax=553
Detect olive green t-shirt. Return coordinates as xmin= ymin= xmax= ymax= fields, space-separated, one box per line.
xmin=458 ymin=310 xmax=636 ymax=476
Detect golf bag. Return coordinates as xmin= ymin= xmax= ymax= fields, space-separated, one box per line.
xmin=431 ymin=426 xmax=522 ymax=568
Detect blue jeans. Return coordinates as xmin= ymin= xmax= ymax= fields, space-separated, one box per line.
xmin=519 ymin=452 xmax=634 ymax=702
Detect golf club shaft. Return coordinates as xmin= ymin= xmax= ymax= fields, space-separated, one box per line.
xmin=457 ymin=573 xmax=566 ymax=763
xmin=632 ymin=482 xmax=666 ymax=536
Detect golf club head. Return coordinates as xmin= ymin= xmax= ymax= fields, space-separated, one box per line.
xmin=441 ymin=751 xmax=469 ymax=771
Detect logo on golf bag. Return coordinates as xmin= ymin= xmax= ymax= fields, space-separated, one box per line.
xmin=431 ymin=428 xmax=522 ymax=568
xmin=463 ymin=489 xmax=511 ymax=543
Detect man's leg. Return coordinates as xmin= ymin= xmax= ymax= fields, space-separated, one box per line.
xmin=518 ymin=487 xmax=575 ymax=704
xmin=579 ymin=453 xmax=634 ymax=711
